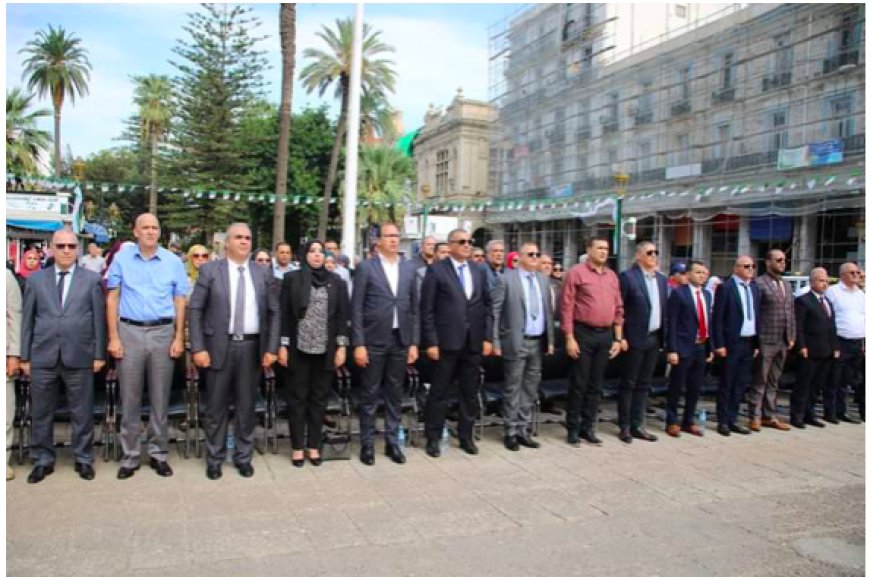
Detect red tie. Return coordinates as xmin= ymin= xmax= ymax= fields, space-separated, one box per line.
xmin=820 ymin=295 xmax=832 ymax=318
xmin=696 ymin=289 xmax=708 ymax=340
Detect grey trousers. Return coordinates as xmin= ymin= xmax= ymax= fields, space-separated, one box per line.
xmin=203 ymin=340 xmax=259 ymax=466
xmin=30 ymin=363 xmax=94 ymax=466
xmin=358 ymin=332 xmax=407 ymax=447
xmin=118 ymin=323 xmax=174 ymax=468
xmin=749 ymin=341 xmax=787 ymax=419
xmin=7 ymin=377 xmax=14 ymax=464
xmin=502 ymin=337 xmax=543 ymax=437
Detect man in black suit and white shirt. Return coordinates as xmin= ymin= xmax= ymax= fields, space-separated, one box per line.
xmin=20 ymin=229 xmax=106 ymax=483
xmin=189 ymin=223 xmax=280 ymax=480
xmin=421 ymin=228 xmax=493 ymax=457
xmin=352 ymin=223 xmax=419 ymax=466
xmin=791 ymin=268 xmax=839 ymax=428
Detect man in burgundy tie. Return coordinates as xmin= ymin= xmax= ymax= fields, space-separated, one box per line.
xmin=664 ymin=260 xmax=714 ymax=437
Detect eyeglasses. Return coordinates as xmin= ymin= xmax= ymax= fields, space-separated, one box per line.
xmin=255 ymin=258 xmax=271 ymax=263
xmin=847 ymin=270 xmax=861 ymax=275
xmin=553 ymin=266 xmax=563 ymax=271
xmin=773 ymin=257 xmax=786 ymax=263
xmin=740 ymin=264 xmax=756 ymax=269
xmin=192 ymin=253 xmax=209 ymax=259
xmin=645 ymin=250 xmax=659 ymax=256
xmin=525 ymin=252 xmax=540 ymax=258
xmin=54 ymin=243 xmax=78 ymax=250
xmin=450 ymin=239 xmax=473 ymax=245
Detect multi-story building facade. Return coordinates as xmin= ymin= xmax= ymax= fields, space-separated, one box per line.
xmin=486 ymin=3 xmax=865 ymax=276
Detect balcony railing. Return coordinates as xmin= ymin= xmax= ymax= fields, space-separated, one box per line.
xmin=670 ymin=99 xmax=691 ymax=117
xmin=634 ymin=110 xmax=653 ymax=126
xmin=600 ymin=117 xmax=619 ymax=135
xmin=711 ymin=87 xmax=735 ymax=104
xmin=575 ymin=126 xmax=592 ymax=141
xmin=762 ymin=71 xmax=792 ymax=92
xmin=823 ymin=49 xmax=860 ymax=74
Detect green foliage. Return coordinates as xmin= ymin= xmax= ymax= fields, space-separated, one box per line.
xmin=81 ymin=148 xmax=148 ymax=237
xmin=346 ymin=144 xmax=415 ymax=227
xmin=6 ymin=88 xmax=51 ymax=175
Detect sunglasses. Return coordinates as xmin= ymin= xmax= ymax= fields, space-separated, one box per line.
xmin=525 ymin=252 xmax=540 ymax=258
xmin=646 ymin=250 xmax=659 ymax=256
xmin=740 ymin=264 xmax=756 ymax=269
xmin=255 ymin=258 xmax=271 ymax=263
xmin=450 ymin=239 xmax=473 ymax=245
xmin=54 ymin=243 xmax=78 ymax=250
xmin=192 ymin=253 xmax=209 ymax=259
xmin=847 ymin=270 xmax=861 ymax=275
xmin=772 ymin=257 xmax=785 ymax=263
xmin=553 ymin=266 xmax=563 ymax=271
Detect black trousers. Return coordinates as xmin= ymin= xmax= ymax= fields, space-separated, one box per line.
xmin=30 ymin=363 xmax=94 ymax=466
xmin=618 ymin=332 xmax=660 ymax=430
xmin=717 ymin=337 xmax=754 ymax=426
xmin=567 ymin=324 xmax=612 ymax=434
xmin=287 ymin=351 xmax=333 ymax=450
xmin=830 ymin=338 xmax=865 ymax=418
xmin=203 ymin=340 xmax=259 ymax=466
xmin=358 ymin=331 xmax=407 ymax=447
xmin=791 ymin=356 xmax=831 ymax=425
xmin=666 ymin=344 xmax=707 ymax=427
xmin=424 ymin=342 xmax=481 ymax=442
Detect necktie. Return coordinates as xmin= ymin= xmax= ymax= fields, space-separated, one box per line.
xmin=233 ymin=266 xmax=246 ymax=335
xmin=458 ymin=264 xmax=468 ymax=299
xmin=696 ymin=288 xmax=707 ymax=340
xmin=741 ymin=283 xmax=753 ymax=321
xmin=57 ymin=271 xmax=69 ymax=308
xmin=527 ymin=274 xmax=540 ymax=320
xmin=820 ymin=295 xmax=832 ymax=318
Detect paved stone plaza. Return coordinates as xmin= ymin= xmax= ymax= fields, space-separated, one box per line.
xmin=6 ymin=402 xmax=865 ymax=576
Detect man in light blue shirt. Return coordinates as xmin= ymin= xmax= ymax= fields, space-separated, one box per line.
xmin=106 ymin=213 xmax=189 ymax=479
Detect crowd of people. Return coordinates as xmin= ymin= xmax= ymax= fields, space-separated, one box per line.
xmin=5 ymin=212 xmax=865 ymax=483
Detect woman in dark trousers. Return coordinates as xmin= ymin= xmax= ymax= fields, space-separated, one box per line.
xmin=278 ymin=240 xmax=349 ymax=466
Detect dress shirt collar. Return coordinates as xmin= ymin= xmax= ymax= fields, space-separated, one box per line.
xmin=56 ymin=263 xmax=76 ymax=275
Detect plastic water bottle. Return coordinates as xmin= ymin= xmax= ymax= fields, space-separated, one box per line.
xmin=225 ymin=431 xmax=235 ymax=463
xmin=698 ymin=409 xmax=707 ymax=435
xmin=440 ymin=425 xmax=450 ymax=453
xmin=397 ymin=425 xmax=406 ymax=447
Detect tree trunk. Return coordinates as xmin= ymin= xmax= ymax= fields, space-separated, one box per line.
xmin=53 ymin=106 xmax=62 ymax=177
xmin=273 ymin=3 xmax=296 ymax=245
xmin=317 ymin=80 xmax=349 ymax=241
xmin=149 ymin=133 xmax=159 ymax=215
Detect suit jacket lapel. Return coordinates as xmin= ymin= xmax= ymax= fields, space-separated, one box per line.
xmin=61 ymin=267 xmax=77 ymax=313
xmin=372 ymin=257 xmax=393 ymax=295
xmin=220 ymin=260 xmax=231 ymax=313
xmin=635 ymin=267 xmax=651 ymax=308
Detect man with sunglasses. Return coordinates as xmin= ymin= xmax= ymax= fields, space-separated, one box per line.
xmin=492 ymin=243 xmax=554 ymax=450
xmin=712 ymin=256 xmax=761 ymax=436
xmin=421 ymin=229 xmax=493 ymax=457
xmin=749 ymin=249 xmax=795 ymax=432
xmin=825 ymin=261 xmax=865 ymax=422
xmin=20 ymin=229 xmax=106 ymax=483
xmin=617 ymin=241 xmax=668 ymax=443
xmin=107 ymin=213 xmax=189 ymax=479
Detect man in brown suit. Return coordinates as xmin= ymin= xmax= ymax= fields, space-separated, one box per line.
xmin=749 ymin=249 xmax=795 ymax=431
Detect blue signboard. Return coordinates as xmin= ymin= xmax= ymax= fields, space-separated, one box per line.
xmin=808 ymin=139 xmax=843 ymax=166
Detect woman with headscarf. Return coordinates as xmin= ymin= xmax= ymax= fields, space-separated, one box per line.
xmin=252 ymin=249 xmax=272 ymax=269
xmin=506 ymin=251 xmax=520 ymax=270
xmin=16 ymin=249 xmax=41 ymax=286
xmin=278 ymin=240 xmax=349 ymax=467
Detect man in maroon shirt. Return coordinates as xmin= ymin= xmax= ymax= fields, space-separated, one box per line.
xmin=561 ymin=237 xmax=624 ymax=446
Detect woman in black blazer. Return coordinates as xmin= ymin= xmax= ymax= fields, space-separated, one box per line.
xmin=278 ymin=240 xmax=349 ymax=466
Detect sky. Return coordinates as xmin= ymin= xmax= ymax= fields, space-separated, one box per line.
xmin=5 ymin=2 xmax=523 ymax=160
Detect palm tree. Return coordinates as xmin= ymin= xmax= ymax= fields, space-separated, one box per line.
xmin=132 ymin=74 xmax=172 ymax=215
xmin=354 ymin=144 xmax=415 ymax=227
xmin=19 ymin=25 xmax=91 ymax=177
xmin=273 ymin=3 xmax=296 ymax=244
xmin=6 ymin=88 xmax=52 ymax=176
xmin=300 ymin=17 xmax=397 ymax=240
xmin=360 ymin=88 xmax=399 ymax=145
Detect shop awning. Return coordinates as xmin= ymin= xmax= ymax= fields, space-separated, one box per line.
xmin=6 ymin=219 xmax=65 ymax=232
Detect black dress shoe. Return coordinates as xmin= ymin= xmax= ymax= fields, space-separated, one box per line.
xmin=618 ymin=429 xmax=633 ymax=444
xmin=425 ymin=438 xmax=441 ymax=458
xmin=117 ymin=465 xmax=140 ymax=479
xmin=729 ymin=424 xmax=751 ymax=435
xmin=306 ymin=452 xmax=322 ymax=466
xmin=360 ymin=445 xmax=376 ymax=466
xmin=74 ymin=463 xmax=95 ymax=481
xmin=717 ymin=424 xmax=731 ymax=436
xmin=792 ymin=422 xmax=806 ymax=429
xmin=206 ymin=464 xmax=222 ymax=480
xmin=459 ymin=439 xmax=479 ymax=455
xmin=516 ymin=435 xmax=540 ymax=449
xmin=385 ymin=444 xmax=406 ymax=464
xmin=567 ymin=430 xmax=581 ymax=446
xmin=504 ymin=435 xmax=520 ymax=451
xmin=806 ymin=418 xmax=826 ymax=428
xmin=838 ymin=414 xmax=861 ymax=424
xmin=27 ymin=464 xmax=54 ymax=484
xmin=291 ymin=455 xmax=305 ymax=468
xmin=236 ymin=462 xmax=254 ymax=478
xmin=823 ymin=415 xmax=840 ymax=425
xmin=631 ymin=429 xmax=658 ymax=442
xmin=579 ymin=430 xmax=602 ymax=445
xmin=150 ymin=459 xmax=173 ymax=477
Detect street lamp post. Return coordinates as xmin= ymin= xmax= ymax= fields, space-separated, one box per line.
xmin=613 ymin=172 xmax=630 ymax=265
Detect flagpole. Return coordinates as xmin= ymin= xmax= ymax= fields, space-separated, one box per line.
xmin=341 ymin=3 xmax=364 ymax=261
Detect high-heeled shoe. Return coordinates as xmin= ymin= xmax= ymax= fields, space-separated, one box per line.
xmin=306 ymin=451 xmax=322 ymax=467
xmin=291 ymin=452 xmax=305 ymax=468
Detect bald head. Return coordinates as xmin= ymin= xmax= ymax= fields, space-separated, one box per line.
xmin=51 ymin=229 xmax=78 ymax=270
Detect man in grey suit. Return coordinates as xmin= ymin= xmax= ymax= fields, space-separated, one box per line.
xmin=7 ymin=268 xmax=22 ymax=481
xmin=20 ymin=229 xmax=106 ymax=483
xmin=352 ymin=222 xmax=419 ymax=466
xmin=189 ymin=223 xmax=280 ymax=480
xmin=492 ymin=242 xmax=554 ymax=450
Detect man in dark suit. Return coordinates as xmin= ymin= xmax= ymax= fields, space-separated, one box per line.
xmin=352 ymin=222 xmax=419 ymax=466
xmin=491 ymin=242 xmax=554 ymax=451
xmin=20 ymin=229 xmax=106 ymax=483
xmin=749 ymin=249 xmax=795 ymax=432
xmin=791 ymin=268 xmax=838 ymax=428
xmin=421 ymin=228 xmax=493 ymax=457
xmin=189 ymin=223 xmax=280 ymax=480
xmin=617 ymin=241 xmax=668 ymax=443
xmin=712 ymin=255 xmax=761 ymax=436
xmin=665 ymin=260 xmax=713 ymax=437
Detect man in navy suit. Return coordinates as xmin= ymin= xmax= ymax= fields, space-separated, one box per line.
xmin=665 ymin=260 xmax=713 ymax=437
xmin=420 ymin=228 xmax=493 ymax=457
xmin=617 ymin=241 xmax=668 ymax=443
xmin=712 ymin=255 xmax=761 ymax=436
xmin=352 ymin=223 xmax=419 ymax=466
